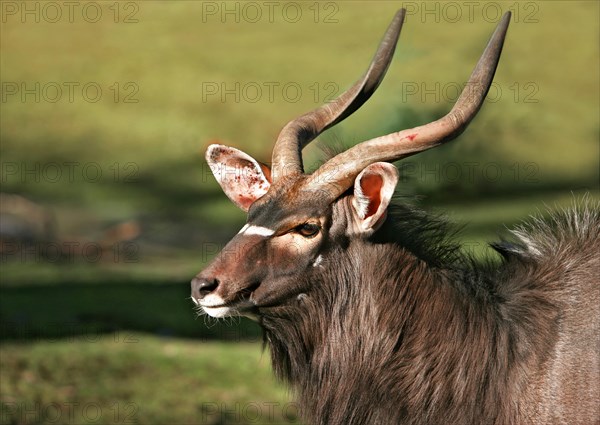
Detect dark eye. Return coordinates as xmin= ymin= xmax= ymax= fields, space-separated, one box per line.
xmin=296 ymin=223 xmax=320 ymax=238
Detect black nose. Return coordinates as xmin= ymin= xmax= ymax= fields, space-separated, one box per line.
xmin=191 ymin=276 xmax=219 ymax=300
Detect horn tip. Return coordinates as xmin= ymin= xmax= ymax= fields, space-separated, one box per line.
xmin=395 ymin=8 xmax=407 ymax=19
xmin=498 ymin=11 xmax=512 ymax=32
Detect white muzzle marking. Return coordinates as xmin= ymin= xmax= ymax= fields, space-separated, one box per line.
xmin=202 ymin=306 xmax=231 ymax=318
xmin=199 ymin=294 xmax=230 ymax=318
xmin=200 ymin=294 xmax=225 ymax=307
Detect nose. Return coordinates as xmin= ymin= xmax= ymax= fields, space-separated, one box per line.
xmin=191 ymin=276 xmax=219 ymax=301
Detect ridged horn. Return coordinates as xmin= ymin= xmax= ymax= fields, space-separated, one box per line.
xmin=306 ymin=12 xmax=511 ymax=199
xmin=270 ymin=9 xmax=406 ymax=180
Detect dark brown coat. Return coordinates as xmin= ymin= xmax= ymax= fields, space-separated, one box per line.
xmin=261 ymin=202 xmax=600 ymax=425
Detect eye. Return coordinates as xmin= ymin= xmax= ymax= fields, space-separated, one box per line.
xmin=296 ymin=223 xmax=320 ymax=238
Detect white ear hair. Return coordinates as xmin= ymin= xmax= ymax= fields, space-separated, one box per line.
xmin=351 ymin=162 xmax=399 ymax=234
xmin=353 ymin=180 xmax=371 ymax=220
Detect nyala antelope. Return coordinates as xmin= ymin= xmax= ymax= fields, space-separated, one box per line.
xmin=191 ymin=10 xmax=599 ymax=425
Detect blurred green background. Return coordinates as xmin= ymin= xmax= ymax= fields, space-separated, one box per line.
xmin=1 ymin=1 xmax=598 ymax=424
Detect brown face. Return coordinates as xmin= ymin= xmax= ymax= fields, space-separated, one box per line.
xmin=191 ymin=145 xmax=398 ymax=318
xmin=191 ymin=206 xmax=329 ymax=318
xmin=192 ymin=186 xmax=330 ymax=317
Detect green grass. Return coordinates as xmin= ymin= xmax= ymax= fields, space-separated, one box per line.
xmin=0 ymin=336 xmax=297 ymax=425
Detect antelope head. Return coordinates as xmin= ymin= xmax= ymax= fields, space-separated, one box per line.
xmin=191 ymin=10 xmax=510 ymax=318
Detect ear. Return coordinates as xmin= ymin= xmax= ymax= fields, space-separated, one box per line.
xmin=206 ymin=144 xmax=271 ymax=211
xmin=350 ymin=162 xmax=399 ymax=234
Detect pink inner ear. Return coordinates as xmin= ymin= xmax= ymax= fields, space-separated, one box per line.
xmin=259 ymin=163 xmax=272 ymax=183
xmin=235 ymin=192 xmax=259 ymax=210
xmin=360 ymin=174 xmax=383 ymax=218
xmin=221 ymin=162 xmax=270 ymax=210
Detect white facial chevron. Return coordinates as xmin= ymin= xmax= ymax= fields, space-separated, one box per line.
xmin=238 ymin=224 xmax=275 ymax=237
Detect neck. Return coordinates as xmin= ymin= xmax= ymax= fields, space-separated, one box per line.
xmin=260 ymin=236 xmax=557 ymax=425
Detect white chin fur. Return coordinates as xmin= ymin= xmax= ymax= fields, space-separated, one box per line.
xmin=200 ymin=294 xmax=225 ymax=307
xmin=202 ymin=306 xmax=232 ymax=318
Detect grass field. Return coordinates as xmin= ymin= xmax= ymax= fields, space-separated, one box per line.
xmin=1 ymin=1 xmax=598 ymax=424
xmin=1 ymin=336 xmax=297 ymax=424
